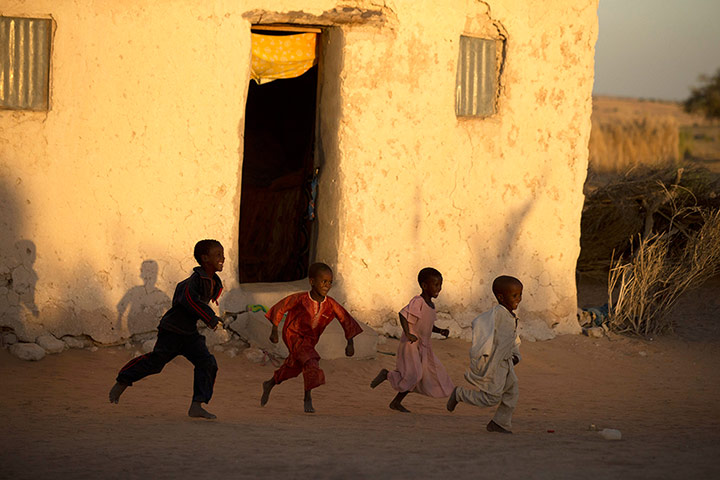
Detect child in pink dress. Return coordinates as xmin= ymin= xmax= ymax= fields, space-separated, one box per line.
xmin=370 ymin=267 xmax=455 ymax=412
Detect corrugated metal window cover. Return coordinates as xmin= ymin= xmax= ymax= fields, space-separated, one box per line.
xmin=456 ymin=36 xmax=497 ymax=117
xmin=0 ymin=16 xmax=52 ymax=111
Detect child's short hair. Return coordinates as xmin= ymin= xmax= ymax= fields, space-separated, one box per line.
xmin=308 ymin=262 xmax=333 ymax=278
xmin=492 ymin=275 xmax=523 ymax=296
xmin=193 ymin=239 xmax=222 ymax=264
xmin=418 ymin=267 xmax=442 ymax=286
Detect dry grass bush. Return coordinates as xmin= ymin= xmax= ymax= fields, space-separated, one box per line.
xmin=589 ymin=116 xmax=679 ymax=174
xmin=578 ymin=166 xmax=720 ymax=275
xmin=607 ymin=208 xmax=720 ymax=336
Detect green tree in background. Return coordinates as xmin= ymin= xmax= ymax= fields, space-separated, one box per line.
xmin=684 ymin=68 xmax=720 ymax=120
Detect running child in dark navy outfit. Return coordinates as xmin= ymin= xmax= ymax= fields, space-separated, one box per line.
xmin=108 ymin=239 xmax=225 ymax=419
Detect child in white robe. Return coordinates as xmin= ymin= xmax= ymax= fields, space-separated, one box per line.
xmin=446 ymin=275 xmax=523 ymax=434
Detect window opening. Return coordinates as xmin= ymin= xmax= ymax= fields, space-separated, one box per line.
xmin=455 ymin=36 xmax=498 ymax=117
xmin=0 ymin=16 xmax=52 ymax=111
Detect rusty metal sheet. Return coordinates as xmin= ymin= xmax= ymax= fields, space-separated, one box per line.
xmin=0 ymin=16 xmax=51 ymax=111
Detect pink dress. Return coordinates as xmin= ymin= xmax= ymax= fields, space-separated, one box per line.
xmin=387 ymin=296 xmax=455 ymax=397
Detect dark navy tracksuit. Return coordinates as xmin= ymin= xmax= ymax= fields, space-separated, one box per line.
xmin=116 ymin=267 xmax=223 ymax=403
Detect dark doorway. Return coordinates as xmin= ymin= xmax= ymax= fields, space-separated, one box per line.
xmin=239 ymin=65 xmax=318 ymax=283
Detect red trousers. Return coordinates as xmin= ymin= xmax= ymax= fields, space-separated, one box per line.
xmin=274 ymin=334 xmax=325 ymax=391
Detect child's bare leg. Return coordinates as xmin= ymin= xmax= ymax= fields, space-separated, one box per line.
xmin=188 ymin=401 xmax=216 ymax=419
xmin=260 ymin=377 xmax=276 ymax=406
xmin=370 ymin=368 xmax=388 ymax=388
xmin=389 ymin=391 xmax=411 ymax=413
xmin=446 ymin=386 xmax=459 ymax=412
xmin=304 ymin=390 xmax=315 ymax=413
xmin=108 ymin=382 xmax=128 ymax=404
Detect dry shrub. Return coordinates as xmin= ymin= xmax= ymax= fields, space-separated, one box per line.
xmin=578 ymin=166 xmax=720 ymax=274
xmin=607 ymin=208 xmax=720 ymax=336
xmin=589 ymin=116 xmax=679 ymax=174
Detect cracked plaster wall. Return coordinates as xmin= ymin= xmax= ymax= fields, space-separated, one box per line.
xmin=0 ymin=0 xmax=598 ymax=344
xmin=314 ymin=0 xmax=598 ymax=337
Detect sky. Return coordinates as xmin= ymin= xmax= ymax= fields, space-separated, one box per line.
xmin=593 ymin=0 xmax=720 ymax=101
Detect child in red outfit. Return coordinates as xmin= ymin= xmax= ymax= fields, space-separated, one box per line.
xmin=260 ymin=262 xmax=363 ymax=413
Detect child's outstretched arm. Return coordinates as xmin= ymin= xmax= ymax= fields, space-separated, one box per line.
xmin=432 ymin=325 xmax=450 ymax=338
xmin=265 ymin=293 xmax=302 ymax=343
xmin=399 ymin=313 xmax=418 ymax=343
xmin=330 ymin=299 xmax=363 ymax=356
xmin=269 ymin=325 xmax=279 ymax=343
xmin=330 ymin=299 xmax=362 ymax=357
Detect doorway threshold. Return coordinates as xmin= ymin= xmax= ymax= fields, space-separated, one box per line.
xmin=237 ymin=278 xmax=309 ymax=310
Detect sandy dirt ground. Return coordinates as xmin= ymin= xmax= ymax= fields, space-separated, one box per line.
xmin=1 ymin=278 xmax=720 ymax=479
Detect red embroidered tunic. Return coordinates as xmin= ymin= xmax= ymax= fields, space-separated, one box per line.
xmin=266 ymin=292 xmax=363 ymax=390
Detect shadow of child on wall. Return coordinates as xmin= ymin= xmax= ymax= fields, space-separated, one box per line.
xmin=117 ymin=260 xmax=170 ymax=338
xmin=1 ymin=239 xmax=41 ymax=344
xmin=12 ymin=239 xmax=40 ymax=318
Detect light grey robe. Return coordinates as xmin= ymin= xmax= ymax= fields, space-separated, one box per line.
xmin=455 ymin=304 xmax=521 ymax=430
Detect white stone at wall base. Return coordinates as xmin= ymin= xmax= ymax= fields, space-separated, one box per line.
xmin=62 ymin=336 xmax=87 ymax=349
xmin=244 ymin=347 xmax=266 ymax=364
xmin=2 ymin=332 xmax=18 ymax=346
xmin=200 ymin=326 xmax=232 ymax=348
xmin=131 ymin=331 xmax=158 ymax=343
xmin=517 ymin=318 xmax=556 ymax=342
xmin=1 ymin=308 xmax=48 ymax=343
xmin=36 ymin=334 xmax=67 ymax=354
xmin=9 ymin=343 xmax=46 ymax=361
xmin=244 ymin=313 xmax=289 ymax=358
xmin=584 ymin=327 xmax=604 ymax=338
xmin=227 ymin=313 xmax=249 ymax=339
xmin=141 ymin=339 xmax=155 ymax=353
xmin=316 ymin=320 xmax=378 ymax=360
xmin=374 ymin=321 xmax=403 ymax=340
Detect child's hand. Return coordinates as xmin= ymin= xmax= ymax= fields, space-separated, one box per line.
xmin=213 ymin=320 xmax=223 ymax=331
xmin=512 ymin=355 xmax=519 ymax=365
xmin=407 ymin=333 xmax=419 ymax=343
xmin=345 ymin=339 xmax=355 ymax=357
xmin=269 ymin=326 xmax=279 ymax=344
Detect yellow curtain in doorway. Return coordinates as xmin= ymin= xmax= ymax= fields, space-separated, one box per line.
xmin=250 ymin=33 xmax=318 ymax=84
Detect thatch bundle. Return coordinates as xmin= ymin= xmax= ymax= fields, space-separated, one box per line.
xmin=578 ymin=166 xmax=720 ymax=274
xmin=607 ymin=209 xmax=720 ymax=335
xmin=578 ymin=166 xmax=720 ymax=336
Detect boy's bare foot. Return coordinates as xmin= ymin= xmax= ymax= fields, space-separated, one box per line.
xmin=260 ymin=378 xmax=275 ymax=406
xmin=486 ymin=420 xmax=512 ymax=434
xmin=303 ymin=390 xmax=315 ymax=413
xmin=370 ymin=368 xmax=388 ymax=388
xmin=446 ymin=387 xmax=459 ymax=412
xmin=109 ymin=382 xmax=128 ymax=404
xmin=389 ymin=400 xmax=411 ymax=413
xmin=188 ymin=401 xmax=217 ymax=419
